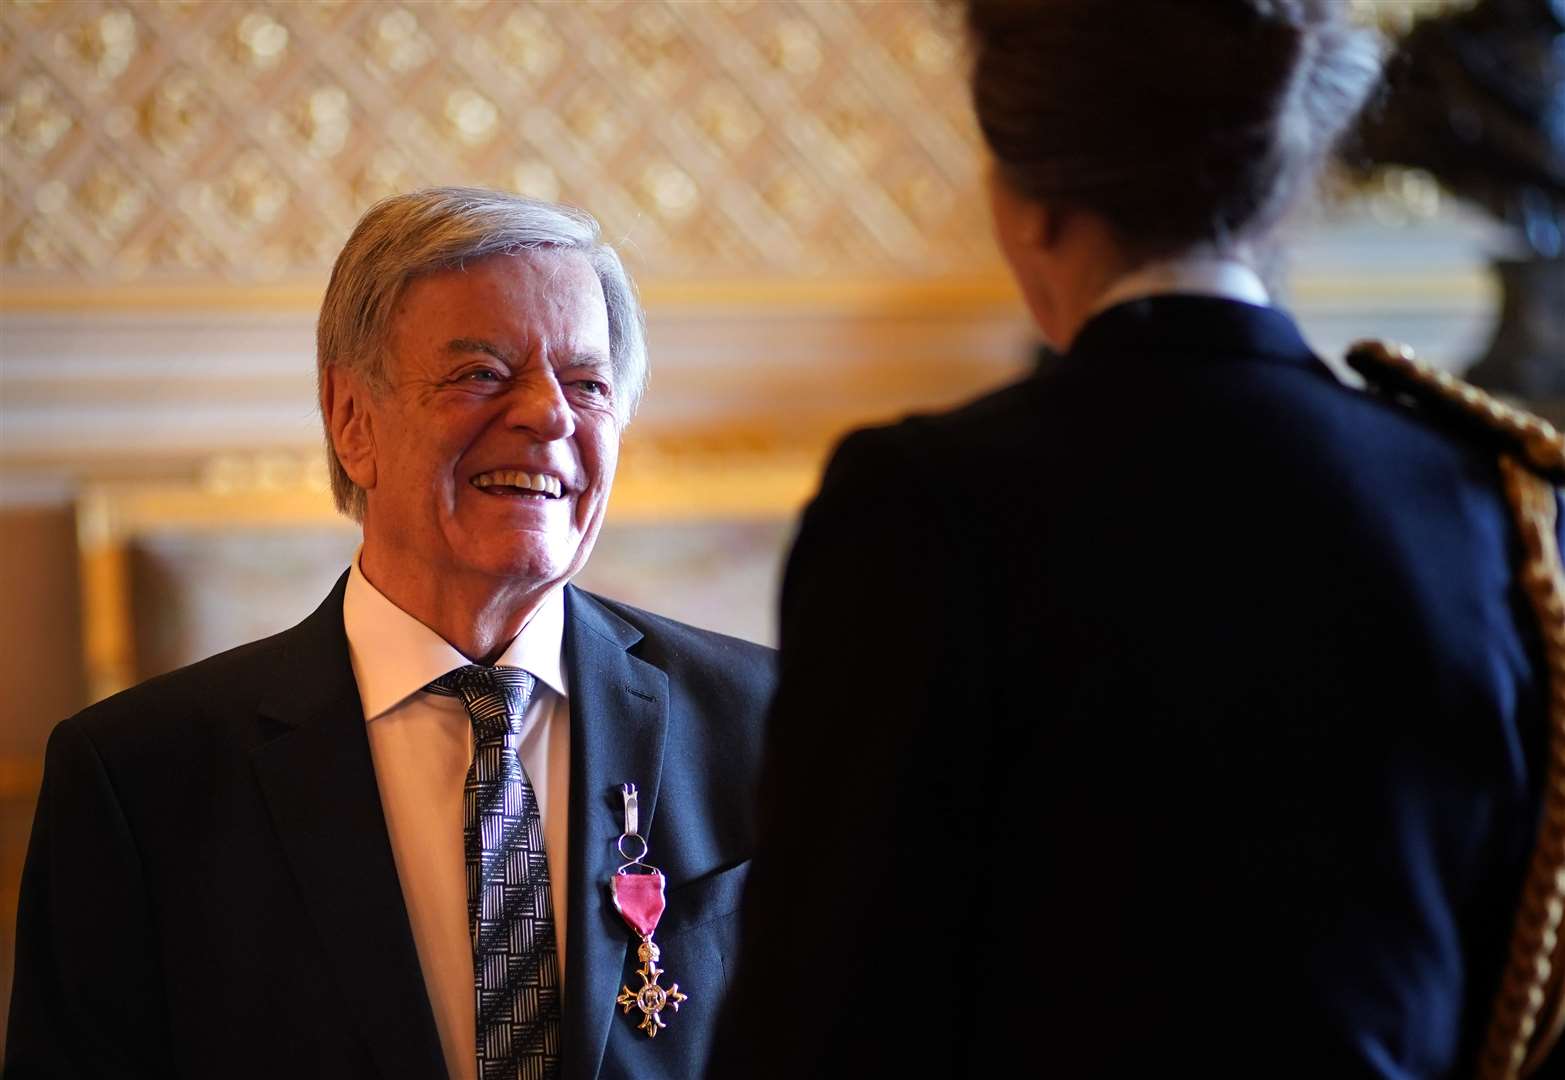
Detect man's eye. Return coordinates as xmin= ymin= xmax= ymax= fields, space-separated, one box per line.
xmin=463 ymin=369 xmax=504 ymax=383
xmin=576 ymin=380 xmax=609 ymax=396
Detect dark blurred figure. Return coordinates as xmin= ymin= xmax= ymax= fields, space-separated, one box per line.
xmin=1347 ymin=0 xmax=1565 ymax=403
xmin=714 ymin=1 xmax=1565 ymax=1077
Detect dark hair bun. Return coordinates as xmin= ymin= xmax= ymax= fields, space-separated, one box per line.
xmin=966 ymin=0 xmax=1383 ymax=254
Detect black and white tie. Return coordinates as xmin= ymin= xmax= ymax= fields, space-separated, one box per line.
xmin=425 ymin=665 xmax=561 ymax=1080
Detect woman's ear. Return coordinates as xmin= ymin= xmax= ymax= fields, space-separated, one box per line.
xmin=1014 ymin=190 xmax=1055 ymax=252
xmin=987 ymin=166 xmax=1056 ymax=256
xmin=322 ymin=365 xmax=377 ymax=492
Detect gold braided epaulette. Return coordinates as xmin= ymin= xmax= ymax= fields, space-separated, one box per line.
xmin=1345 ymin=341 xmax=1565 ymax=484
xmin=1346 ymin=342 xmax=1565 ymax=1078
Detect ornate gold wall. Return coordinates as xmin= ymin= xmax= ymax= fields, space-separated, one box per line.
xmin=2 ymin=0 xmax=995 ymax=294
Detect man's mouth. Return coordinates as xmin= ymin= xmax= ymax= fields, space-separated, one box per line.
xmin=470 ymin=470 xmax=565 ymax=498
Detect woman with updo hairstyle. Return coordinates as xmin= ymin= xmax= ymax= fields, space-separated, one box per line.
xmin=974 ymin=0 xmax=1382 ymax=342
xmin=718 ymin=2 xmax=1563 ymax=1078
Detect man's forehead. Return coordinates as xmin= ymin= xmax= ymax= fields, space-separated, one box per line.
xmin=388 ymin=249 xmax=607 ymax=341
xmin=381 ymin=247 xmax=613 ymax=374
xmin=406 ymin=247 xmax=596 ymax=297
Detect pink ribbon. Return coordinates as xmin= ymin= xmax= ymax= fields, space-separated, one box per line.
xmin=611 ymin=871 xmax=666 ymax=938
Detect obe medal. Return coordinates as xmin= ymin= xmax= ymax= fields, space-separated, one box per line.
xmin=612 ymin=782 xmax=687 ymax=1037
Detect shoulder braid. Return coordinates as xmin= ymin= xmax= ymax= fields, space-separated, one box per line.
xmin=1345 ymin=341 xmax=1565 ymax=483
xmin=1347 ymin=341 xmax=1565 ymax=1079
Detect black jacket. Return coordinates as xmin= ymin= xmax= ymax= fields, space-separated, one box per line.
xmin=9 ymin=577 xmax=775 ymax=1079
xmin=718 ymin=296 xmax=1557 ymax=1078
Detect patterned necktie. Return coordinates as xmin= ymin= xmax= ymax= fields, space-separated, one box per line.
xmin=425 ymin=665 xmax=562 ymax=1080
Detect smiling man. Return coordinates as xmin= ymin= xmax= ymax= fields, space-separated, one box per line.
xmin=8 ymin=188 xmax=776 ymax=1080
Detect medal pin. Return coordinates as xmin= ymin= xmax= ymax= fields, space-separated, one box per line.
xmin=611 ymin=782 xmax=687 ymax=1036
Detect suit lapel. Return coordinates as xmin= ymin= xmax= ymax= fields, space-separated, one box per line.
xmin=251 ymin=573 xmax=448 ymax=1079
xmin=560 ymin=586 xmax=670 ymax=1080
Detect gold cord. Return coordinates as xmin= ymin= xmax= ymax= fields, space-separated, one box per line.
xmin=1345 ymin=341 xmax=1565 ymax=1077
xmin=1480 ymin=458 xmax=1565 ymax=1080
xmin=1343 ymin=341 xmax=1565 ymax=483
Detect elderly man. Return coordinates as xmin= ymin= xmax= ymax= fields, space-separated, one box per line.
xmin=8 ymin=188 xmax=774 ymax=1080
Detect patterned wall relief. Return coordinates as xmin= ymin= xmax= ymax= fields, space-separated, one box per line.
xmin=0 ymin=0 xmax=1487 ymax=293
xmin=0 ymin=0 xmax=991 ymax=287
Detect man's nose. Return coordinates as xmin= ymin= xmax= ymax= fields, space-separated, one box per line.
xmin=503 ymin=374 xmax=575 ymax=441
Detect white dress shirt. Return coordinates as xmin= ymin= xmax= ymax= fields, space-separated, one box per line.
xmin=343 ymin=557 xmax=572 ymax=1080
xmin=1091 ymin=250 xmax=1271 ymax=314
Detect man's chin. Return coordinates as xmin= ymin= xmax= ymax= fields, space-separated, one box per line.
xmin=468 ymin=547 xmax=582 ymax=594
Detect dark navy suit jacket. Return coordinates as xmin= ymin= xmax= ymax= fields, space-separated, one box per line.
xmin=717 ymin=297 xmax=1560 ymax=1078
xmin=8 ymin=577 xmax=774 ymax=1079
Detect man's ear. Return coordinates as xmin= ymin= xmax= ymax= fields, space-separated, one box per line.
xmin=322 ymin=365 xmax=377 ymax=493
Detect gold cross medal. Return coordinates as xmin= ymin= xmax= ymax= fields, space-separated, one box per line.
xmin=611 ymin=782 xmax=687 ymax=1037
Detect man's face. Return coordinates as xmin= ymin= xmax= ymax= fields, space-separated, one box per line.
xmin=356 ymin=249 xmax=619 ymax=599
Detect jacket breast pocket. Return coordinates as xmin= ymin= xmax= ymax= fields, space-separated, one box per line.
xmin=657 ymin=859 xmax=750 ymax=946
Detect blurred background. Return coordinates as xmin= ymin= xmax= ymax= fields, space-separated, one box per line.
xmin=0 ymin=0 xmax=1541 ymax=1042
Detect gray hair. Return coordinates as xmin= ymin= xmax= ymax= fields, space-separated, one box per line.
xmin=316 ymin=186 xmax=648 ymax=521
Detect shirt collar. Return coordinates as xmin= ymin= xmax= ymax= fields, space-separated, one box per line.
xmin=1090 ymin=251 xmax=1270 ymax=317
xmin=342 ymin=552 xmax=568 ymax=722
